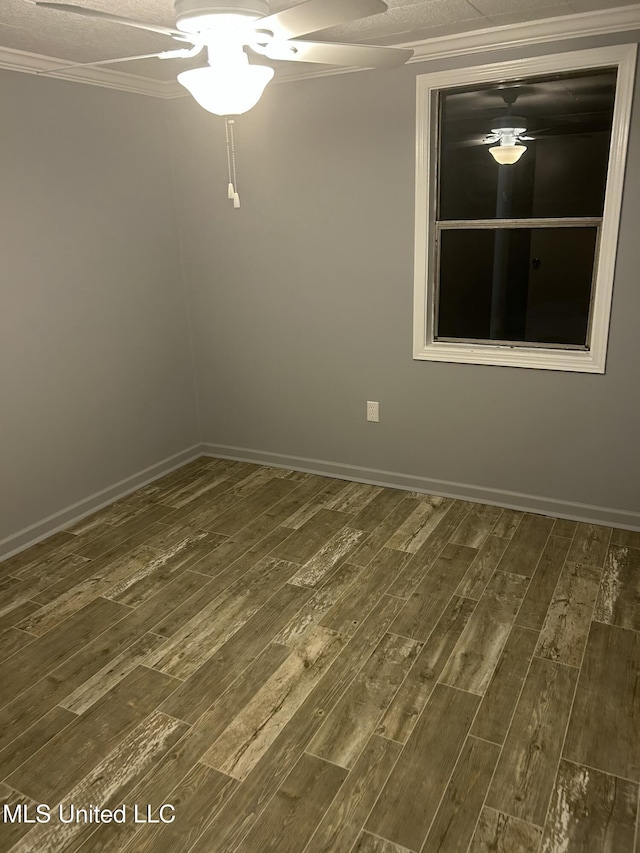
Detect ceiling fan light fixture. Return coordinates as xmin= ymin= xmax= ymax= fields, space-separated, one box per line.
xmin=178 ymin=54 xmax=274 ymax=115
xmin=489 ymin=144 xmax=527 ymax=165
xmin=174 ymin=0 xmax=269 ymax=33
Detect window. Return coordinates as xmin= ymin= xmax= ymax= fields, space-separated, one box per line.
xmin=413 ymin=45 xmax=637 ymax=372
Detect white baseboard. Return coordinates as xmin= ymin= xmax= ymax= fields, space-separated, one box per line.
xmin=0 ymin=445 xmax=202 ymax=561
xmin=4 ymin=440 xmax=638 ymax=562
xmin=202 ymin=442 xmax=640 ymax=532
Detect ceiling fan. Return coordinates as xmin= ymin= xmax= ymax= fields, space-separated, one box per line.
xmin=28 ymin=0 xmax=414 ymax=116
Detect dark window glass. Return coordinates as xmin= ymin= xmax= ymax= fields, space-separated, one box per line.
xmin=438 ymin=69 xmax=616 ymax=221
xmin=436 ymin=227 xmax=598 ymax=346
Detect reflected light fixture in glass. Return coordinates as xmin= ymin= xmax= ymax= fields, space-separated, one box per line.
xmin=489 ymin=143 xmax=527 ymax=165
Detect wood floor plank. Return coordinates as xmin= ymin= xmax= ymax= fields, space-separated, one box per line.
xmin=288 ymin=527 xmax=364 ymax=588
xmin=553 ymin=518 xmax=578 ymax=538
xmin=186 ymin=594 xmax=406 ymax=853
xmin=495 ymin=513 xmax=554 ymax=578
xmin=182 ymin=522 xmax=291 ymax=579
xmin=74 ymin=645 xmax=293 ymax=853
xmin=377 ymin=595 xmax=476 ymax=742
xmin=468 ymin=807 xmax=542 ymax=852
xmin=3 ymin=553 xmax=90 ymax=607
xmin=0 ymin=582 xmax=45 ymax=620
xmin=104 ymin=531 xmax=226 ymax=607
xmin=223 ymin=476 xmax=334 ymax=556
xmin=304 ymin=735 xmax=402 ymax=853
xmin=201 ymin=626 xmax=345 ymax=779
xmin=451 ymin=503 xmax=504 ymax=549
xmin=564 ymin=621 xmax=640 ymax=781
xmin=611 ymin=528 xmax=640 ymax=549
xmin=541 ymin=760 xmax=638 ymax=853
xmin=122 ymin=765 xmax=237 ymax=853
xmin=0 ymin=783 xmax=35 ymax=853
xmin=207 ymin=478 xmax=297 ymax=537
xmin=516 ymin=534 xmax=572 ymax=631
xmin=439 ymin=571 xmax=529 ymax=695
xmin=146 ymin=556 xmax=298 ymax=679
xmin=0 ymin=704 xmax=76 ymax=779
xmin=536 ymin=561 xmax=601 ymax=667
xmin=471 ymin=625 xmax=539 ymax=745
xmin=158 ymin=482 xmax=248 ymax=531
xmin=17 ymin=545 xmax=158 ymax=635
xmin=274 ymin=566 xmax=364 ymax=648
xmin=306 ymin=632 xmax=421 ymax=768
xmin=348 ymin=488 xmax=405 ymax=534
xmin=65 ymin=491 xmax=159 ymax=535
xmin=151 ymin=529 xmax=292 ymax=635
xmin=71 ymin=504 xmax=173 ymax=560
xmin=16 ymin=710 xmax=189 ymax=853
xmin=7 ymin=665 xmax=180 ymax=802
xmin=491 ymin=509 xmax=524 ymax=539
xmin=351 ymin=834 xmax=412 ymax=852
xmin=0 ymin=596 xmax=129 ymax=709
xmin=25 ymin=548 xmax=135 ymax=606
xmin=153 ymin=466 xmax=239 ymax=510
xmin=59 ymin=631 xmax=167 ymax=714
xmin=389 ymin=543 xmax=477 ymax=641
xmin=279 ymin=478 xmax=346 ymax=530
xmin=486 ymin=656 xmax=578 ymax=826
xmin=160 ymin=583 xmax=312 ymax=723
xmin=423 ymin=735 xmax=500 ymax=853
xmin=0 ymin=573 xmax=186 ymax=752
xmin=0 ymin=600 xmax=40 ymax=633
xmin=130 ymin=568 xmax=212 ymax=630
xmin=270 ymin=509 xmax=351 ymax=565
xmin=320 ymin=548 xmax=411 ymax=636
xmin=229 ymin=465 xmax=283 ymax=498
xmin=349 ymin=497 xmax=421 ymax=568
xmin=323 ymin=481 xmax=382 ymax=514
xmin=385 ymin=496 xmax=451 ymax=553
xmin=237 ymin=752 xmax=348 ymax=853
xmin=567 ymin=522 xmax=612 ymax=567
xmin=594 ymin=544 xmax=640 ymax=630
xmin=0 ymin=596 xmax=178 ymax=754
xmin=365 ymin=683 xmax=480 ymax=851
xmin=455 ymin=534 xmax=510 ymax=600
xmin=0 ymin=531 xmax=76 ymax=577
xmin=387 ymin=501 xmax=472 ymax=598
xmin=0 ymin=628 xmax=34 ymax=662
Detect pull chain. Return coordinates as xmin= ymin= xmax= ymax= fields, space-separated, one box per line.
xmin=224 ymin=118 xmax=234 ymax=200
xmin=225 ymin=118 xmax=240 ymax=209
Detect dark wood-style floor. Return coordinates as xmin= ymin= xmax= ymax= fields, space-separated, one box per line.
xmin=1 ymin=457 xmax=639 ymax=853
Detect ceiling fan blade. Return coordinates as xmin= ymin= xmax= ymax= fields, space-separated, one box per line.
xmin=37 ymin=45 xmax=203 ymax=75
xmin=30 ymin=2 xmax=186 ymax=39
xmin=37 ymin=52 xmax=169 ymax=74
xmin=259 ymin=0 xmax=388 ymax=40
xmin=267 ymin=39 xmax=412 ymax=69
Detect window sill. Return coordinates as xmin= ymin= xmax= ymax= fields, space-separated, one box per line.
xmin=413 ymin=341 xmax=605 ymax=373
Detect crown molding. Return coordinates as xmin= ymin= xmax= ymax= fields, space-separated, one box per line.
xmin=405 ymin=3 xmax=640 ymax=64
xmin=0 ymin=4 xmax=639 ymax=97
xmin=0 ymin=44 xmax=178 ymax=97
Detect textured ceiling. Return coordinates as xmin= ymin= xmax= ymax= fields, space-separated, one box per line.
xmin=0 ymin=0 xmax=638 ymax=81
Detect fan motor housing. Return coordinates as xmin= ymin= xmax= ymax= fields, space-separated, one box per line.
xmin=174 ymin=0 xmax=270 ymax=32
xmin=490 ymin=115 xmax=528 ymax=132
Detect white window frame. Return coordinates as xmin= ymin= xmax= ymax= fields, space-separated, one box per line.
xmin=412 ymin=44 xmax=637 ymax=373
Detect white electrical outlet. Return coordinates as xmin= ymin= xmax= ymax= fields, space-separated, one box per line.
xmin=367 ymin=401 xmax=379 ymax=422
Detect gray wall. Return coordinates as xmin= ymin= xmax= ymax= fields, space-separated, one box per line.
xmin=1 ymin=70 xmax=198 ymax=545
xmin=170 ymin=33 xmax=640 ymax=521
